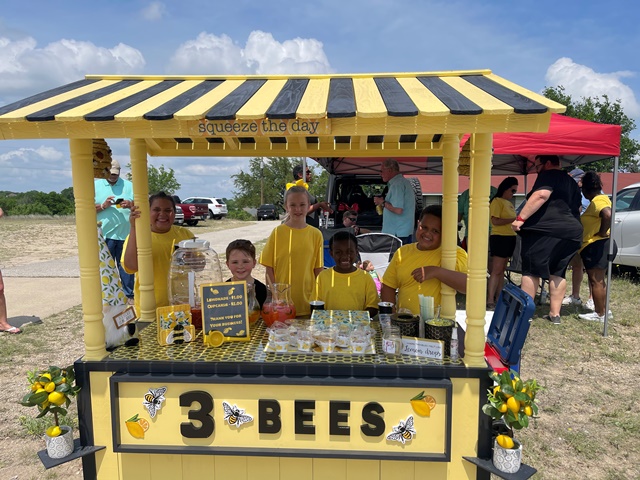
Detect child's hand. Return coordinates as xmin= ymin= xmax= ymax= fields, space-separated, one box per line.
xmin=411 ymin=266 xmax=437 ymax=283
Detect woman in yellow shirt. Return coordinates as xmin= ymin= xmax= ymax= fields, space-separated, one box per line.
xmin=487 ymin=177 xmax=518 ymax=308
xmin=577 ymin=172 xmax=616 ymax=322
xmin=381 ymin=205 xmax=467 ymax=314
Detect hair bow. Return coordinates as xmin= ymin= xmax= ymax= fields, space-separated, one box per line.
xmin=286 ymin=179 xmax=309 ymax=190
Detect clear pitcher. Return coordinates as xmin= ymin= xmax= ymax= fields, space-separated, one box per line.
xmin=261 ymin=283 xmax=296 ymax=326
xmin=246 ymin=283 xmax=261 ymax=326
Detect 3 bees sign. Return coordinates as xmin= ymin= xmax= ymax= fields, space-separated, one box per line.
xmin=112 ymin=376 xmax=452 ymax=461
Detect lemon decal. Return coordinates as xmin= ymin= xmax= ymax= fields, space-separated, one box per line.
xmin=410 ymin=391 xmax=436 ymax=417
xmin=125 ymin=414 xmax=150 ymax=439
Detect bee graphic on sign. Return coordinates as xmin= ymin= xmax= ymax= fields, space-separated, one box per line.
xmin=386 ymin=415 xmax=416 ymax=444
xmin=222 ymin=401 xmax=253 ymax=428
xmin=142 ymin=386 xmax=167 ymax=418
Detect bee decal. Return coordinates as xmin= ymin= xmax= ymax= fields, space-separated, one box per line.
xmin=142 ymin=386 xmax=167 ymax=418
xmin=222 ymin=401 xmax=253 ymax=428
xmin=386 ymin=415 xmax=416 ymax=444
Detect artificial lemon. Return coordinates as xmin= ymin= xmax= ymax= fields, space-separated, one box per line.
xmin=48 ymin=391 xmax=66 ymax=406
xmin=506 ymin=396 xmax=520 ymax=414
xmin=46 ymin=426 xmax=62 ymax=437
xmin=496 ymin=434 xmax=514 ymax=449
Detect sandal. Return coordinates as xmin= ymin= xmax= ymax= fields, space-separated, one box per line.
xmin=1 ymin=326 xmax=21 ymax=334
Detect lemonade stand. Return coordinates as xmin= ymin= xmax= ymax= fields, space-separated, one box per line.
xmin=0 ymin=70 xmax=565 ymax=479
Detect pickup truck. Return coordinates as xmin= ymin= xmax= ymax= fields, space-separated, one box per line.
xmin=171 ymin=195 xmax=208 ymax=226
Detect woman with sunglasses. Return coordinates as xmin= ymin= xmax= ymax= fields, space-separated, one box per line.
xmin=487 ymin=177 xmax=519 ymax=309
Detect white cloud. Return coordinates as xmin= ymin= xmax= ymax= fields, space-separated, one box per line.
xmin=141 ymin=2 xmax=167 ymax=21
xmin=167 ymin=30 xmax=332 ymax=75
xmin=0 ymin=37 xmax=145 ymax=102
xmin=545 ymin=57 xmax=640 ymax=117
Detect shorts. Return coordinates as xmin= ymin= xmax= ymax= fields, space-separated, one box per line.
xmin=489 ymin=235 xmax=517 ymax=259
xmin=520 ymin=232 xmax=580 ymax=279
xmin=581 ymin=238 xmax=617 ymax=270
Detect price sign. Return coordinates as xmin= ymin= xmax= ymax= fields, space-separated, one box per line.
xmin=200 ymin=282 xmax=250 ymax=342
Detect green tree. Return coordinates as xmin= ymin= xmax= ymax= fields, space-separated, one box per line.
xmin=543 ymin=86 xmax=640 ymax=172
xmin=232 ymin=157 xmax=327 ymax=209
xmin=125 ymin=164 xmax=181 ymax=195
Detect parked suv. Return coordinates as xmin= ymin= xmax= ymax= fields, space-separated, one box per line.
xmin=317 ymin=159 xmax=423 ymax=232
xmin=257 ymin=204 xmax=279 ymax=221
xmin=182 ymin=196 xmax=228 ymax=220
xmin=612 ymin=182 xmax=640 ymax=268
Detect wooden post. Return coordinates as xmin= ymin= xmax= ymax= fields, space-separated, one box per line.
xmin=129 ymin=139 xmax=155 ymax=322
xmin=69 ymin=139 xmax=108 ymax=361
xmin=464 ymin=133 xmax=492 ymax=367
xmin=440 ymin=134 xmax=460 ymax=319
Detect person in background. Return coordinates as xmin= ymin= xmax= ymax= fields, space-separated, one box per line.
xmin=95 ymin=159 xmax=135 ymax=303
xmin=225 ymin=239 xmax=267 ymax=308
xmin=260 ymin=186 xmax=324 ymax=316
xmin=562 ymin=168 xmax=590 ymax=307
xmin=361 ymin=259 xmax=382 ymax=295
xmin=291 ymin=164 xmax=332 ymax=228
xmin=373 ymin=159 xmax=415 ymax=244
xmin=458 ymin=184 xmax=498 ymax=251
xmin=381 ymin=205 xmax=468 ymax=314
xmin=122 ymin=192 xmax=193 ymax=315
xmin=0 ymin=207 xmax=21 ymax=334
xmin=340 ymin=209 xmax=371 ymax=235
xmin=487 ymin=177 xmax=518 ymax=309
xmin=512 ymin=155 xmax=582 ymax=325
xmin=315 ymin=231 xmax=379 ymax=317
xmin=578 ymin=172 xmax=616 ymax=322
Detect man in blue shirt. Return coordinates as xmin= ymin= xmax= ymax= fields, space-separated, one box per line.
xmin=374 ymin=159 xmax=415 ymax=244
xmin=95 ymin=159 xmax=135 ymax=302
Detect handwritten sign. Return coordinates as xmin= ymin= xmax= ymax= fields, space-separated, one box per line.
xmin=401 ymin=337 xmax=444 ymax=360
xmin=200 ymin=282 xmax=250 ymax=342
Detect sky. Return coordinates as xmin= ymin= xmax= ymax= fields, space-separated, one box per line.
xmin=1 ymin=0 xmax=639 ymax=199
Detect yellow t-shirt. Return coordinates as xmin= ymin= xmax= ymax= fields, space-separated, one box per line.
xmin=581 ymin=194 xmax=611 ymax=250
xmin=122 ymin=225 xmax=193 ymax=314
xmin=490 ymin=197 xmax=516 ymax=236
xmin=259 ymin=224 xmax=324 ymax=316
xmin=382 ymin=244 xmax=468 ymax=314
xmin=314 ymin=268 xmax=380 ymax=312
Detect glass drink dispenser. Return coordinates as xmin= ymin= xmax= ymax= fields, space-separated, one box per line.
xmin=168 ymin=239 xmax=222 ymax=330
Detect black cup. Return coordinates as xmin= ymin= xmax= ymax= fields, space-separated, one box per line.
xmin=310 ymin=300 xmax=325 ymax=312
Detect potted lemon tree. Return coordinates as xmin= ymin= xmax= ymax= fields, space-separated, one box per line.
xmin=482 ymin=369 xmax=541 ymax=474
xmin=20 ymin=365 xmax=81 ymax=459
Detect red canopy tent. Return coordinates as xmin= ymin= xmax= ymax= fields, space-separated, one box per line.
xmin=315 ymin=114 xmax=621 ymax=175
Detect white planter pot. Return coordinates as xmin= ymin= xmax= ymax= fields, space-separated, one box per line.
xmin=492 ymin=438 xmax=522 ymax=473
xmin=44 ymin=425 xmax=75 ymax=459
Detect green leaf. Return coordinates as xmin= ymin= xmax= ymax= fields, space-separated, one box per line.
xmin=514 ymin=392 xmax=529 ymax=402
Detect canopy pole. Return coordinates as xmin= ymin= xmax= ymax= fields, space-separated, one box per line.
xmin=604 ymin=156 xmax=620 ymax=337
xmin=130 ymin=139 xmax=155 ymax=322
xmin=70 ymin=139 xmax=108 ymax=361
xmin=440 ymin=134 xmax=460 ymax=320
xmin=464 ymin=133 xmax=493 ymax=367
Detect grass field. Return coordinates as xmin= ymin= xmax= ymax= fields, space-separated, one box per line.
xmin=1 ymin=217 xmax=639 ymax=479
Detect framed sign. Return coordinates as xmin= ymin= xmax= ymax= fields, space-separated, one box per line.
xmin=200 ymin=282 xmax=250 ymax=342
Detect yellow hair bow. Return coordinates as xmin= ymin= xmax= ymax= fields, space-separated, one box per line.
xmin=285 ymin=179 xmax=309 ymax=190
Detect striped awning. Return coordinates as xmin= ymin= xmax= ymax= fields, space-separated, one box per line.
xmin=0 ymin=70 xmax=565 ymax=157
